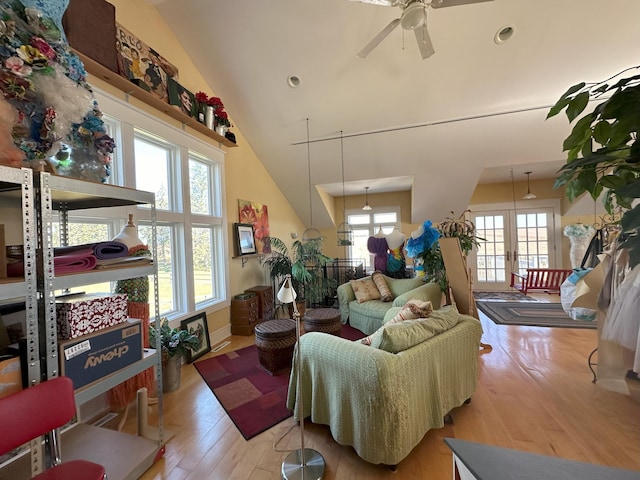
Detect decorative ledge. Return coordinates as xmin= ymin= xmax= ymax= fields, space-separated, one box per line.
xmin=75 ymin=51 xmax=238 ymax=148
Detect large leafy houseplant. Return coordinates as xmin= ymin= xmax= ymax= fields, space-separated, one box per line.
xmin=149 ymin=318 xmax=200 ymax=360
xmin=547 ymin=66 xmax=640 ymax=267
xmin=261 ymin=236 xmax=335 ymax=307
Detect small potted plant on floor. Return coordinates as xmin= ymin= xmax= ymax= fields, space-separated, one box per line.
xmin=149 ymin=318 xmax=200 ymax=392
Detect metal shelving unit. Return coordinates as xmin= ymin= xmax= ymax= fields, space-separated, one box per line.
xmin=0 ymin=168 xmax=164 ymax=480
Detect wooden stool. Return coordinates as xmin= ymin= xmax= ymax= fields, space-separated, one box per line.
xmin=304 ymin=308 xmax=341 ymax=336
xmin=254 ymin=319 xmax=296 ymax=375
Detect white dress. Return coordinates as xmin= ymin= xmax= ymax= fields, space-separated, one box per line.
xmin=601 ymin=263 xmax=640 ymax=353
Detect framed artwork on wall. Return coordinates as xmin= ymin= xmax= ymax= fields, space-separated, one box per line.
xmin=238 ymin=199 xmax=271 ymax=254
xmin=234 ymin=223 xmax=257 ymax=256
xmin=180 ymin=312 xmax=211 ymax=363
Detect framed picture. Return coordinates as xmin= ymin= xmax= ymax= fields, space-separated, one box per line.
xmin=234 ymin=223 xmax=257 ymax=256
xmin=180 ymin=312 xmax=211 ymax=363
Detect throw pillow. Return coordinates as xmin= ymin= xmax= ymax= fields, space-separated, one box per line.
xmin=388 ymin=298 xmax=433 ymax=325
xmin=374 ymin=304 xmax=461 ymax=353
xmin=350 ymin=277 xmax=381 ymax=304
xmin=371 ymin=270 xmax=393 ymax=302
xmin=360 ymin=298 xmax=433 ymax=346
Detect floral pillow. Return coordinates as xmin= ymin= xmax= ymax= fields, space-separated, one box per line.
xmin=361 ymin=298 xmax=433 ymax=346
xmin=371 ymin=270 xmax=393 ymax=302
xmin=350 ymin=277 xmax=381 ymax=304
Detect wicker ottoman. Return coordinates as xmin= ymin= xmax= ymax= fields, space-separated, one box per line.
xmin=254 ymin=319 xmax=296 ymax=375
xmin=304 ymin=308 xmax=342 ymax=336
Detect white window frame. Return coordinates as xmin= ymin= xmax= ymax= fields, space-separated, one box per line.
xmin=68 ymin=89 xmax=230 ymax=321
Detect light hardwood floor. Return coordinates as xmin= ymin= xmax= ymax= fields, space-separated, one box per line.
xmin=131 ymin=296 xmax=640 ymax=479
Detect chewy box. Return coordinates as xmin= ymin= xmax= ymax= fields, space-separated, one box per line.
xmin=59 ymin=319 xmax=142 ymax=390
xmin=56 ymin=292 xmax=128 ymax=339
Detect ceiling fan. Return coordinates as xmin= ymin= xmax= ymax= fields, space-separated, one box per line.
xmin=351 ymin=0 xmax=493 ymax=59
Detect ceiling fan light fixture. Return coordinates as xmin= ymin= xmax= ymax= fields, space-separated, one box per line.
xmin=362 ymin=186 xmax=373 ymax=211
xmin=400 ymin=1 xmax=426 ymax=30
xmin=523 ymin=171 xmax=537 ymax=200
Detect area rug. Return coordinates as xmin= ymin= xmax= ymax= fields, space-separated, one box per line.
xmin=473 ymin=291 xmax=536 ymax=302
xmin=476 ymin=301 xmax=597 ymax=329
xmin=194 ymin=323 xmax=365 ymax=440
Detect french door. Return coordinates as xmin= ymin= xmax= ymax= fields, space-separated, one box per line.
xmin=470 ymin=208 xmax=557 ymax=291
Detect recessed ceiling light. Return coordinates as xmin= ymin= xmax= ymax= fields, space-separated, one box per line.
xmin=287 ymin=75 xmax=301 ymax=88
xmin=494 ymin=25 xmax=515 ymax=44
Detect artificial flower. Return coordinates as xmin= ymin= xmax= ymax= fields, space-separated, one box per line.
xmin=30 ymin=36 xmax=56 ymax=60
xmin=5 ymin=56 xmax=32 ymax=77
xmin=207 ymin=96 xmax=223 ymax=109
xmin=195 ymin=91 xmax=208 ymax=103
xmin=17 ymin=44 xmax=48 ymax=67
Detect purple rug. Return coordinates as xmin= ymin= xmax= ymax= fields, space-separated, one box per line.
xmin=194 ymin=323 xmax=364 ymax=440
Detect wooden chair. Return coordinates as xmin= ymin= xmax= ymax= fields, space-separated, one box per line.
xmin=0 ymin=376 xmax=106 ymax=479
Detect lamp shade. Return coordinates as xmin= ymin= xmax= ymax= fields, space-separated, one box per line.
xmin=277 ymin=277 xmax=298 ymax=304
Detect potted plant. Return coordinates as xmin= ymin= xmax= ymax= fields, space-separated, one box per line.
xmin=547 ymin=65 xmax=640 ymax=267
xmin=261 ymin=236 xmax=335 ymax=316
xmin=418 ymin=211 xmax=484 ymax=295
xmin=149 ymin=318 xmax=200 ymax=392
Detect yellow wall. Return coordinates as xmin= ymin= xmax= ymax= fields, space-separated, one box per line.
xmin=106 ymin=1 xmax=305 ymax=335
xmin=470 ymin=178 xmax=564 ymax=206
xmin=322 ymin=190 xmax=415 ymax=259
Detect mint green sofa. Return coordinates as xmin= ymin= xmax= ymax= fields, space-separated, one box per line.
xmin=337 ymin=275 xmax=442 ymax=334
xmin=286 ymin=310 xmax=482 ymax=466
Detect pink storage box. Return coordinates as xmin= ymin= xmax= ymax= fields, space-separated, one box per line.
xmin=56 ymin=293 xmax=128 ymax=339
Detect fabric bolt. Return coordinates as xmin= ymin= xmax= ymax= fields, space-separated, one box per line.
xmin=361 ymin=299 xmax=434 ymax=346
xmin=54 ymin=249 xmax=97 ymax=274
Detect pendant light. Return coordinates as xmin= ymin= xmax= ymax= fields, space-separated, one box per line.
xmin=523 ymin=171 xmax=537 ymax=200
xmin=337 ymin=130 xmax=353 ymax=246
xmin=302 ymin=118 xmax=321 ymax=241
xmin=362 ymin=186 xmax=373 ymax=211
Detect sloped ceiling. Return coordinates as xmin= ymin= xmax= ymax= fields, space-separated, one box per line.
xmin=151 ymin=0 xmax=640 ymax=227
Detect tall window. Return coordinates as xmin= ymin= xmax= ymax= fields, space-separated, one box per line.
xmin=346 ymin=208 xmax=400 ymax=271
xmin=60 ymin=90 xmax=228 ymax=321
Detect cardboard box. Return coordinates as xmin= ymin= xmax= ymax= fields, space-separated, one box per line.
xmin=62 ymin=0 xmax=119 ymax=73
xmin=58 ymin=319 xmax=143 ymax=390
xmin=56 ymin=293 xmax=128 ymax=339
xmin=115 ymin=23 xmax=178 ymax=103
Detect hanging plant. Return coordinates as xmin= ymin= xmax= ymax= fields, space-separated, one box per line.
xmin=547 ymin=65 xmax=640 ymax=267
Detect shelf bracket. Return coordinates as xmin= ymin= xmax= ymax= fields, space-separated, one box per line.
xmin=241 ymin=256 xmax=249 ymax=268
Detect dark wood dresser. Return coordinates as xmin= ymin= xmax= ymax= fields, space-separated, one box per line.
xmin=246 ymin=285 xmax=274 ymax=322
xmin=230 ymin=294 xmax=259 ymax=335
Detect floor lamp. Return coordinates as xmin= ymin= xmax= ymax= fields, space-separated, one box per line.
xmin=278 ymin=275 xmax=326 ymax=480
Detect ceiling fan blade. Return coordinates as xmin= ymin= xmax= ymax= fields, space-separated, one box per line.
xmin=348 ymin=0 xmax=398 ymax=5
xmin=430 ymin=0 xmax=493 ymax=8
xmin=414 ymin=24 xmax=435 ymax=59
xmin=357 ymin=18 xmax=401 ymax=58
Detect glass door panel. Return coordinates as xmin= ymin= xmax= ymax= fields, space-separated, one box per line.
xmin=471 ymin=208 xmax=556 ymax=291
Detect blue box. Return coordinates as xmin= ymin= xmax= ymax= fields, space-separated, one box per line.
xmin=58 ymin=318 xmax=143 ymax=390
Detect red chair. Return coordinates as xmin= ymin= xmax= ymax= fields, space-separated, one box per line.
xmin=0 ymin=376 xmax=106 ymax=479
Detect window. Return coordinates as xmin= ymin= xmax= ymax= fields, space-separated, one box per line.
xmin=346 ymin=208 xmax=400 ymax=271
xmin=59 ymin=90 xmax=228 ymax=320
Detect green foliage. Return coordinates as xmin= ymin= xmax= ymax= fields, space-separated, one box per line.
xmin=261 ymin=236 xmax=335 ymax=306
xmin=149 ymin=318 xmax=200 ymax=358
xmin=547 ymin=66 xmax=640 ymax=267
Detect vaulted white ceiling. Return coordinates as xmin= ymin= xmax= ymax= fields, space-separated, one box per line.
xmin=152 ymin=0 xmax=640 ymax=227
